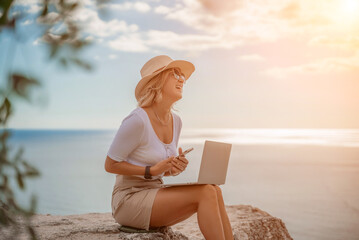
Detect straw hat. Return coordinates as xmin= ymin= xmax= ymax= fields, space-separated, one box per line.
xmin=135 ymin=55 xmax=195 ymax=101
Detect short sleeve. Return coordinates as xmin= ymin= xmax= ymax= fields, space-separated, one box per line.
xmin=107 ymin=113 xmax=144 ymax=162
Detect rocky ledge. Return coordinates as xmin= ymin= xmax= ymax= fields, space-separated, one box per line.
xmin=2 ymin=205 xmax=293 ymax=240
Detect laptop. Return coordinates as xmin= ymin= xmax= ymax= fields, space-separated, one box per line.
xmin=161 ymin=140 xmax=232 ymax=187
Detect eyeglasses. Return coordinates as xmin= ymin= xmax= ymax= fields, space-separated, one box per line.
xmin=173 ymin=69 xmax=186 ymax=83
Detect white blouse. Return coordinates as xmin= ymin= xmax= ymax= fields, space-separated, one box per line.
xmin=107 ymin=107 xmax=182 ymax=179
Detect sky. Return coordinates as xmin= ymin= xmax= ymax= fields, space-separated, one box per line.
xmin=2 ymin=0 xmax=359 ymax=130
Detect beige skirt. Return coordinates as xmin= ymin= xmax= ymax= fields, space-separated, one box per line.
xmin=111 ymin=175 xmax=163 ymax=231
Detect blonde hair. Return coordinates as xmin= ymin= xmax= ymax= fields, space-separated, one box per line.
xmin=137 ymin=68 xmax=181 ymax=110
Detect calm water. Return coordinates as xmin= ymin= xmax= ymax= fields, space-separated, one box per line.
xmin=4 ymin=128 xmax=359 ymax=240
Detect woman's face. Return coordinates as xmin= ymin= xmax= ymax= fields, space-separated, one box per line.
xmin=162 ymin=68 xmax=186 ymax=103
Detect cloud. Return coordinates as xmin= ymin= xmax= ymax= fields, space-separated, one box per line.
xmin=196 ymin=0 xmax=244 ymax=17
xmin=153 ymin=0 xmax=285 ymax=48
xmin=108 ymin=30 xmax=242 ymax=53
xmin=17 ymin=0 xmax=139 ymax=38
xmin=154 ymin=5 xmax=171 ymax=14
xmin=33 ymin=5 xmax=138 ymax=45
xmin=98 ymin=1 xmax=151 ymax=13
xmin=22 ymin=19 xmax=33 ymax=25
xmin=108 ymin=54 xmax=117 ymax=59
xmin=19 ymin=0 xmax=139 ymax=40
xmin=36 ymin=11 xmax=60 ymax=24
xmin=152 ymin=0 xmax=346 ymax=48
xmin=71 ymin=7 xmax=139 ymax=38
xmin=14 ymin=0 xmax=41 ymax=5
xmin=154 ymin=1 xmax=221 ymax=34
xmin=15 ymin=0 xmax=92 ymax=6
xmin=277 ymin=1 xmax=300 ymax=19
xmin=33 ymin=38 xmax=41 ymax=45
xmin=146 ymin=30 xmax=238 ymax=51
xmin=27 ymin=4 xmax=42 ymax=13
xmin=24 ymin=0 xmax=359 ymax=57
xmin=263 ymin=52 xmax=359 ymax=79
xmin=108 ymin=33 xmax=149 ymax=52
xmin=273 ymin=1 xmax=332 ymax=29
xmin=237 ymin=54 xmax=265 ymax=62
xmin=308 ymin=35 xmax=359 ymax=51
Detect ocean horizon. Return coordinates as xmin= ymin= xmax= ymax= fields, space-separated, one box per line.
xmin=5 ymin=127 xmax=359 ymax=146
xmin=3 ymin=128 xmax=359 ymax=240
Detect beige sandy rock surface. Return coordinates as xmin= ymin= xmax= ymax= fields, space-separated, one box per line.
xmin=1 ymin=205 xmax=293 ymax=240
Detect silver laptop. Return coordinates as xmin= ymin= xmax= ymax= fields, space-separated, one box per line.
xmin=161 ymin=140 xmax=232 ymax=187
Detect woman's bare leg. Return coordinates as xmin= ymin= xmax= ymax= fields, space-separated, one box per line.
xmin=213 ymin=185 xmax=234 ymax=240
xmin=150 ymin=184 xmax=225 ymax=240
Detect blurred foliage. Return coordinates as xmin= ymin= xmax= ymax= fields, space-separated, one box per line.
xmin=0 ymin=0 xmax=109 ymax=239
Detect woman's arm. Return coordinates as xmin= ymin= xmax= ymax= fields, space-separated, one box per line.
xmin=105 ymin=155 xmax=173 ymax=176
xmin=105 ymin=156 xmax=148 ymax=175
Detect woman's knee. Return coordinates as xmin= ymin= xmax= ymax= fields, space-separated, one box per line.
xmin=212 ymin=184 xmax=223 ymax=197
xmin=199 ymin=184 xmax=218 ymax=201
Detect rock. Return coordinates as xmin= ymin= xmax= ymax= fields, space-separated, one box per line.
xmin=118 ymin=227 xmax=188 ymax=240
xmin=170 ymin=205 xmax=293 ymax=240
xmin=228 ymin=205 xmax=293 ymax=240
xmin=1 ymin=205 xmax=293 ymax=240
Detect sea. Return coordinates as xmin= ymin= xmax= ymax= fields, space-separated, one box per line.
xmin=3 ymin=128 xmax=359 ymax=240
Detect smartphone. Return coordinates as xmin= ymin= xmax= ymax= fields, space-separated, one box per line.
xmin=176 ymin=147 xmax=194 ymax=158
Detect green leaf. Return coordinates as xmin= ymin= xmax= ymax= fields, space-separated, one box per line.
xmin=0 ymin=0 xmax=13 ymax=28
xmin=16 ymin=171 xmax=24 ymax=190
xmin=40 ymin=0 xmax=48 ymax=16
xmin=14 ymin=146 xmax=24 ymax=163
xmin=69 ymin=2 xmax=79 ymax=11
xmin=69 ymin=57 xmax=93 ymax=71
xmin=22 ymin=161 xmax=41 ymax=178
xmin=0 ymin=129 xmax=11 ymax=142
xmin=0 ymin=97 xmax=12 ymax=125
xmin=8 ymin=74 xmax=41 ymax=99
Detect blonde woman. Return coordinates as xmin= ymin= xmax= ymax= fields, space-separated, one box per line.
xmin=105 ymin=55 xmax=233 ymax=240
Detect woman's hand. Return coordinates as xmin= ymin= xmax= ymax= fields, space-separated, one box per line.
xmin=169 ymin=147 xmax=189 ymax=176
xmin=151 ymin=156 xmax=174 ymax=176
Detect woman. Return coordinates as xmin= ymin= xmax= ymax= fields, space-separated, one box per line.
xmin=104 ymin=55 xmax=234 ymax=240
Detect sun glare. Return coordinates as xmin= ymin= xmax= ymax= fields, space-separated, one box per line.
xmin=330 ymin=0 xmax=359 ymax=28
xmin=341 ymin=0 xmax=359 ymax=16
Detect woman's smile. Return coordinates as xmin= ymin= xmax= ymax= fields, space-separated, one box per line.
xmin=175 ymin=84 xmax=183 ymax=92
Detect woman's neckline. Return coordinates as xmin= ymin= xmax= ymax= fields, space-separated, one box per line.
xmin=139 ymin=107 xmax=175 ymax=145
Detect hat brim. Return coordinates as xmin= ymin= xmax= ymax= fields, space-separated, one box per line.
xmin=135 ymin=59 xmax=195 ymax=101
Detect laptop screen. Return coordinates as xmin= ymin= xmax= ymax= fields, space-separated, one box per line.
xmin=197 ymin=140 xmax=232 ymax=185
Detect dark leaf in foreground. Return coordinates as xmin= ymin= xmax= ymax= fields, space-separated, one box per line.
xmin=9 ymin=74 xmax=41 ymax=99
xmin=0 ymin=98 xmax=12 ymax=125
